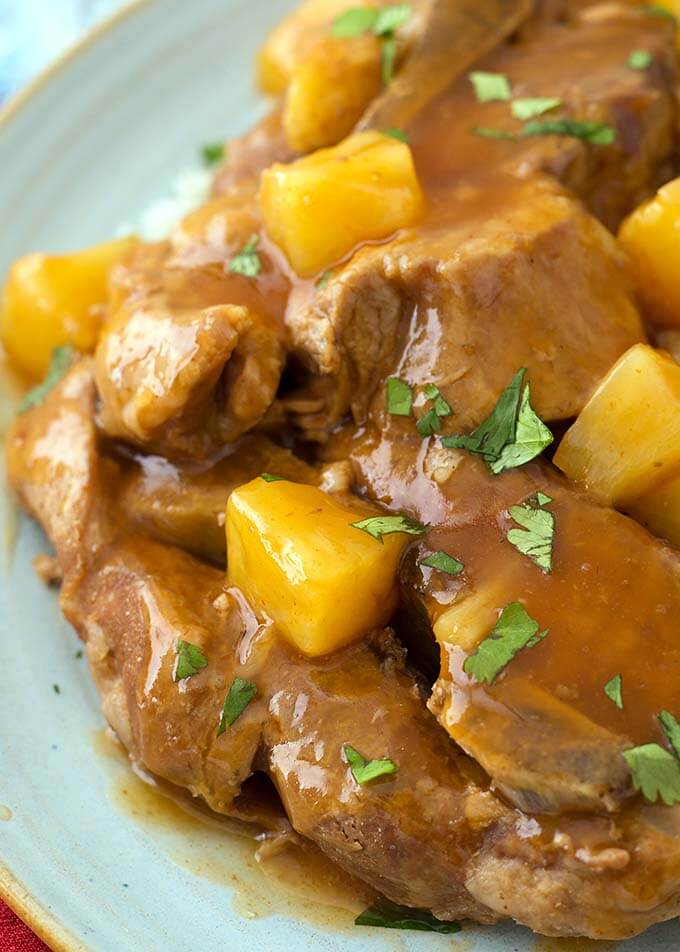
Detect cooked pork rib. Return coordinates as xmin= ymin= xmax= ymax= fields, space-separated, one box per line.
xmin=8 ymin=363 xmax=680 ymax=938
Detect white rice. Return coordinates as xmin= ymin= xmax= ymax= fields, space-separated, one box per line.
xmin=117 ymin=166 xmax=213 ymax=243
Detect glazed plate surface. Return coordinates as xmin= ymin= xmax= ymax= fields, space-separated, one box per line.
xmin=0 ymin=1 xmax=678 ymax=949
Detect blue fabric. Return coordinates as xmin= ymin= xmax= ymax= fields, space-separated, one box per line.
xmin=0 ymin=0 xmax=122 ymax=102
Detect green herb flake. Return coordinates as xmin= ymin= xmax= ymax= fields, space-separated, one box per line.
xmin=628 ymin=49 xmax=653 ymax=70
xmin=469 ymin=71 xmax=512 ymax=103
xmin=384 ymin=128 xmax=410 ymax=143
xmin=422 ymin=383 xmax=452 ymax=418
xmin=174 ymin=640 xmax=208 ymax=682
xmin=381 ymin=34 xmax=397 ymax=84
xmin=647 ymin=4 xmax=677 ymax=22
xmin=534 ymin=491 xmax=552 ymax=506
xmin=218 ymin=678 xmax=258 ymax=734
xmin=659 ymin=710 xmax=680 ymax=759
xmin=344 ymin=745 xmax=397 ymax=784
xmin=511 ymin=97 xmax=562 ymax=120
xmin=604 ymin=674 xmax=624 ymax=710
xmin=18 ymin=345 xmax=74 ymax=414
xmin=53 ymin=683 xmax=61 ymax=695
xmin=75 ymin=649 xmax=84 ymax=660
xmin=443 ymin=369 xmax=553 ymax=474
xmin=506 ymin=498 xmax=555 ymax=573
xmin=420 ymin=551 xmax=464 ymax=576
xmin=472 ymin=127 xmax=517 ymax=140
xmin=523 ymin=118 xmax=615 ymax=145
xmin=351 ymin=514 xmax=427 ymax=543
xmin=355 ymin=903 xmax=460 ymax=934
xmin=463 ymin=602 xmax=548 ymax=685
xmin=261 ymin=472 xmax=285 ymax=483
xmin=622 ymin=743 xmax=680 ymax=806
xmin=229 ymin=234 xmax=262 ymax=278
xmin=416 ymin=407 xmax=443 ymax=437
xmin=201 ymin=141 xmax=225 ymax=166
xmin=386 ymin=377 xmax=413 ymax=417
xmin=374 ymin=3 xmax=411 ymax=35
xmin=332 ymin=7 xmax=380 ymax=37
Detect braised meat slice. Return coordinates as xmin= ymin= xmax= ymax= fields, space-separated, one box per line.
xmin=287 ymin=178 xmax=643 ymax=436
xmin=96 ymin=237 xmax=287 ymax=461
xmin=116 ymin=436 xmax=317 ymax=565
xmin=346 ymin=424 xmax=680 ymax=816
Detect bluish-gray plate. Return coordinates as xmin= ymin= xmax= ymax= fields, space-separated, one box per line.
xmin=0 ymin=1 xmax=679 ymax=949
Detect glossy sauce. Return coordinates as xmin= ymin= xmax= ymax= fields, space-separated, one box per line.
xmin=93 ymin=730 xmax=372 ymax=933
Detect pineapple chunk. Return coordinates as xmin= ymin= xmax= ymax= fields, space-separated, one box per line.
xmin=260 ymin=131 xmax=424 ymax=277
xmin=618 ymin=177 xmax=680 ymax=328
xmin=433 ymin=572 xmax=522 ymax=653
xmin=258 ymin=0 xmax=380 ymax=94
xmin=1 ymin=236 xmax=137 ymax=380
xmin=283 ymin=35 xmax=382 ymax=153
xmin=554 ymin=344 xmax=680 ymax=505
xmin=226 ymin=478 xmax=411 ymax=656
xmin=628 ymin=470 xmax=680 ymax=548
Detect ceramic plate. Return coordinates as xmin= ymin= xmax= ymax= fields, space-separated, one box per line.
xmin=0 ymin=1 xmax=679 ymax=949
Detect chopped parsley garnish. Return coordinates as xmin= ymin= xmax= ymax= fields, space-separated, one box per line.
xmin=201 ymin=141 xmax=225 ymax=166
xmin=472 ymin=127 xmax=517 ymax=140
xmin=533 ymin=491 xmax=552 ymax=506
xmin=260 ymin=472 xmax=285 ymax=483
xmin=228 ymin=234 xmax=261 ymax=278
xmin=511 ymin=97 xmax=562 ymax=120
xmin=218 ymin=678 xmax=257 ymax=734
xmin=75 ymin=649 xmax=84 ymax=660
xmin=469 ymin=71 xmax=512 ymax=103
xmin=316 ymin=270 xmax=333 ymax=289
xmin=53 ymin=683 xmax=61 ymax=695
xmin=355 ymin=903 xmax=460 ymax=933
xmin=384 ymin=128 xmax=410 ymax=143
xmin=628 ymin=49 xmax=652 ymax=70
xmin=344 ymin=745 xmax=397 ymax=784
xmin=19 ymin=345 xmax=74 ymax=414
xmin=647 ymin=4 xmax=677 ymax=21
xmin=523 ymin=119 xmax=615 ymax=145
xmin=463 ymin=602 xmax=548 ymax=685
xmin=174 ymin=640 xmax=208 ymax=682
xmin=506 ymin=495 xmax=555 ymax=573
xmin=386 ymin=377 xmax=413 ymax=416
xmin=351 ymin=514 xmax=426 ymax=543
xmin=332 ymin=4 xmax=411 ymax=83
xmin=374 ymin=3 xmax=411 ymax=34
xmin=416 ymin=383 xmax=452 ymax=436
xmin=604 ymin=674 xmax=623 ymax=709
xmin=420 ymin=551 xmax=464 ymax=576
xmin=622 ymin=743 xmax=680 ymax=806
xmin=416 ymin=407 xmax=443 ymax=437
xmin=332 ymin=7 xmax=381 ymax=36
xmin=442 ymin=368 xmax=553 ymax=475
xmin=659 ymin=710 xmax=680 ymax=759
xmin=423 ymin=383 xmax=452 ymax=418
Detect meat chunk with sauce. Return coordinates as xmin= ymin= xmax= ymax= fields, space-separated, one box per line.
xmin=287 ymin=178 xmax=643 ymax=437
xmin=8 ymin=361 xmax=680 ymax=939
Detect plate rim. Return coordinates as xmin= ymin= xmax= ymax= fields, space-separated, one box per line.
xmin=0 ymin=2 xmax=152 ymax=946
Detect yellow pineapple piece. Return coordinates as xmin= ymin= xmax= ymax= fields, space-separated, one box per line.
xmin=554 ymin=344 xmax=680 ymax=505
xmin=258 ymin=0 xmax=381 ymax=94
xmin=0 ymin=236 xmax=137 ymax=380
xmin=618 ymin=177 xmax=680 ymax=328
xmin=260 ymin=131 xmax=424 ymax=277
xmin=628 ymin=471 xmax=680 ymax=548
xmin=283 ymin=35 xmax=382 ymax=153
xmin=226 ymin=478 xmax=415 ymax=656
